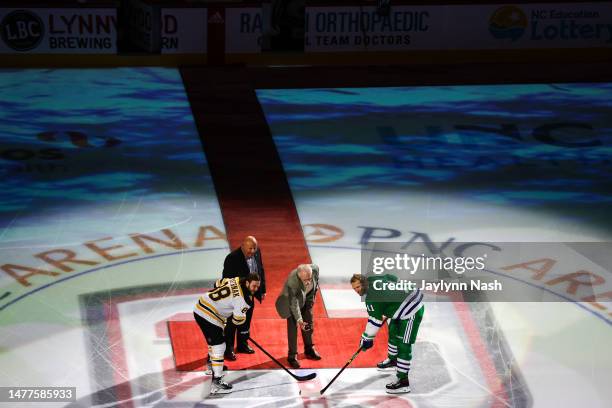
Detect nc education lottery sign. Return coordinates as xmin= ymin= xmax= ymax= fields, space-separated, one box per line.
xmin=450 ymin=2 xmax=612 ymax=49
xmin=305 ymin=2 xmax=612 ymax=52
xmin=0 ymin=8 xmax=117 ymax=53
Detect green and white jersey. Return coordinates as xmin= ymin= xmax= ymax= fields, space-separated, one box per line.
xmin=363 ymin=274 xmax=423 ymax=339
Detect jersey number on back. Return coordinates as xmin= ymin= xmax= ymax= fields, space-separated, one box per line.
xmin=209 ymin=285 xmax=232 ymax=301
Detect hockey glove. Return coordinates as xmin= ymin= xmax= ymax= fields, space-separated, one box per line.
xmin=360 ymin=335 xmax=374 ymax=351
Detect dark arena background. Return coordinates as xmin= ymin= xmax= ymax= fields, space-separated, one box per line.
xmin=1 ymin=0 xmax=611 ymax=407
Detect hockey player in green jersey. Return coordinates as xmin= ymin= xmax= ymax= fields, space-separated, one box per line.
xmin=350 ymin=273 xmax=425 ymax=394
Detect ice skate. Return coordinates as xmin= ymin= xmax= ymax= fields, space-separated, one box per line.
xmin=385 ymin=377 xmax=410 ymax=394
xmin=377 ymin=357 xmax=397 ymax=372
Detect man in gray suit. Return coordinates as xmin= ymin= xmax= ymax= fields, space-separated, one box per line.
xmin=275 ymin=264 xmax=322 ymax=368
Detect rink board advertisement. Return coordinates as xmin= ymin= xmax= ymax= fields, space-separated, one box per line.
xmin=122 ymin=0 xmax=208 ymax=54
xmin=305 ymin=2 xmax=612 ymax=51
xmin=0 ymin=8 xmax=117 ymax=53
xmin=0 ymin=6 xmax=247 ymax=55
xmin=161 ymin=8 xmax=207 ymax=54
xmin=225 ymin=7 xmax=262 ymax=53
xmin=2 ymin=3 xmax=610 ymax=55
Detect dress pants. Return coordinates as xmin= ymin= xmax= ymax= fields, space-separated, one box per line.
xmin=287 ymin=304 xmax=314 ymax=358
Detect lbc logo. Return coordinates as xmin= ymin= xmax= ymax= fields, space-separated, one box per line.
xmin=1 ymin=10 xmax=44 ymax=51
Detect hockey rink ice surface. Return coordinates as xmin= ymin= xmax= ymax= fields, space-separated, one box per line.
xmin=1 ymin=69 xmax=611 ymax=407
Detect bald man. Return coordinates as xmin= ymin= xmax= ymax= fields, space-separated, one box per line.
xmin=222 ymin=236 xmax=266 ymax=359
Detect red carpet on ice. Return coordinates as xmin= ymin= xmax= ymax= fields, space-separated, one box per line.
xmin=170 ymin=68 xmax=384 ymax=371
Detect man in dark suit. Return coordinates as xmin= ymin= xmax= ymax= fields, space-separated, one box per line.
xmin=222 ymin=236 xmax=266 ymax=360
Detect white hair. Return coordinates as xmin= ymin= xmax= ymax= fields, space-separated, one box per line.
xmin=297 ymin=264 xmax=312 ymax=276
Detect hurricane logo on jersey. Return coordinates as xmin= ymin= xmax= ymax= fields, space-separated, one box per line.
xmin=489 ymin=6 xmax=527 ymax=41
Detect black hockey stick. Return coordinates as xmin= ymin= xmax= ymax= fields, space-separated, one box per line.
xmin=247 ymin=337 xmax=317 ymax=381
xmin=320 ymin=347 xmax=362 ymax=395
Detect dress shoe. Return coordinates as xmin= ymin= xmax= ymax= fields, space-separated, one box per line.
xmin=224 ymin=351 xmax=237 ymax=361
xmin=288 ymin=357 xmax=300 ymax=369
xmin=236 ymin=345 xmax=255 ymax=354
xmin=305 ymin=347 xmax=322 ymax=360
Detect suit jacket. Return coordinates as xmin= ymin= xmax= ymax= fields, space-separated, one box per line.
xmin=275 ymin=264 xmax=319 ymax=322
xmin=222 ymin=247 xmax=266 ymax=302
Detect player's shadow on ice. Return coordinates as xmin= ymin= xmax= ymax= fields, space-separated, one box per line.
xmin=62 ymin=364 xmax=269 ymax=407
xmin=217 ymin=372 xmax=294 ymax=395
xmin=235 ymin=353 xmax=324 ymax=370
xmin=332 ymin=372 xmax=394 ymax=396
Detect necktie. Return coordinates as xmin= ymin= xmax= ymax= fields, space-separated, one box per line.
xmin=248 ymin=257 xmax=257 ymax=273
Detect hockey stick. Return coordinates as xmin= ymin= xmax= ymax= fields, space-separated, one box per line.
xmin=247 ymin=337 xmax=317 ymax=381
xmin=319 ymin=347 xmax=362 ymax=395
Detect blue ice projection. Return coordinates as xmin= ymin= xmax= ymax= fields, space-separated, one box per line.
xmin=0 ymin=68 xmax=211 ymax=242
xmin=257 ymin=84 xmax=612 ymax=223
